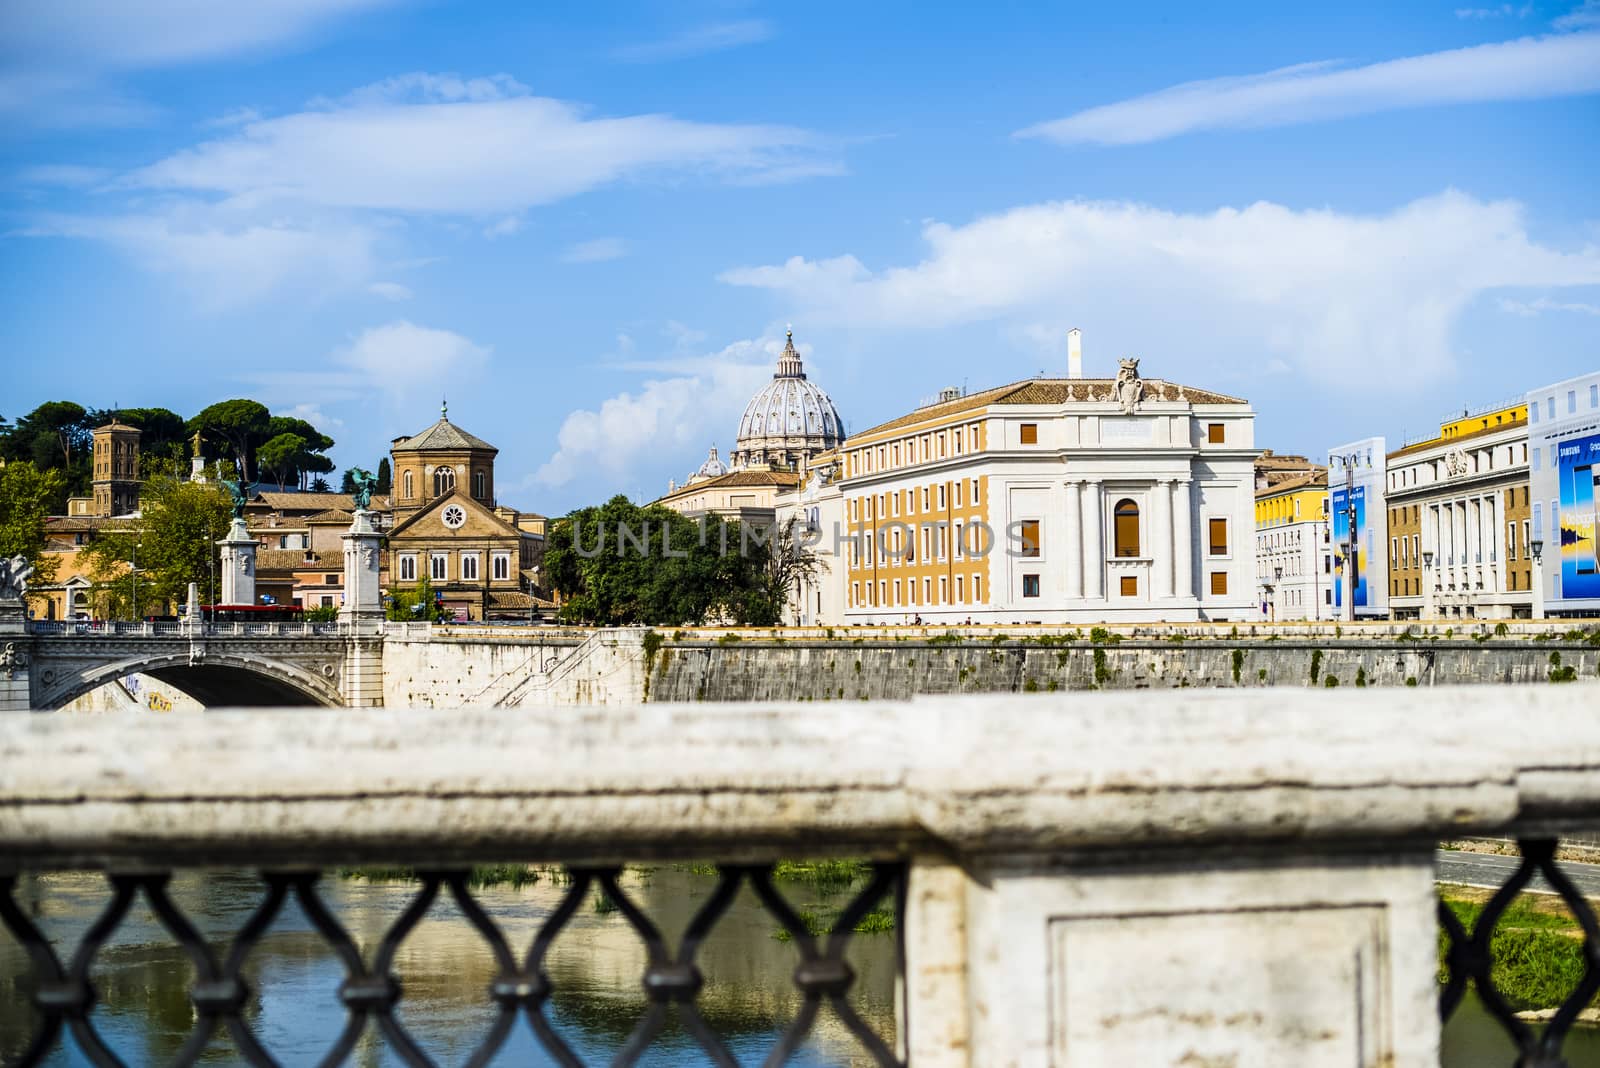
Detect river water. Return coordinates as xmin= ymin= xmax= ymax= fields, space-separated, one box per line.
xmin=2 ymin=870 xmax=1595 ymax=1066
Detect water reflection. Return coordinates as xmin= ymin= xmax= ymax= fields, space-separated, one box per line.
xmin=0 ymin=869 xmax=898 ymax=1067
xmin=9 ymin=871 xmax=1592 ymax=1067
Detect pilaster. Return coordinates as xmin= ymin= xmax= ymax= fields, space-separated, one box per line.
xmin=1151 ymin=479 xmax=1174 ymax=601
xmin=1062 ymin=480 xmax=1083 ymax=600
xmin=1081 ymin=481 xmax=1104 ymax=601
xmin=1172 ymin=479 xmax=1194 ymax=601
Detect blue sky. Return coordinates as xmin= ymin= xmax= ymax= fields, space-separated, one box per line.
xmin=3 ymin=0 xmax=1598 ymax=512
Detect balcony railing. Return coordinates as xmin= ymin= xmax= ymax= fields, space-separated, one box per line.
xmin=2 ymin=689 xmax=1598 ymax=1066
xmin=27 ymin=621 xmax=348 ymax=638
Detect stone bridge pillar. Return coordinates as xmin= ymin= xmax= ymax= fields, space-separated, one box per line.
xmin=338 ymin=510 xmax=385 ymax=707
xmin=0 ymin=601 xmax=29 ymax=712
xmin=218 ymin=518 xmax=257 ymax=606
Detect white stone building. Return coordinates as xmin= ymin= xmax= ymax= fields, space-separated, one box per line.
xmin=1527 ymin=369 xmax=1600 ymax=617
xmin=834 ymin=351 xmax=1258 ymax=624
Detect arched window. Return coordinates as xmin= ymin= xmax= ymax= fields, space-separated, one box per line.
xmin=473 ymin=471 xmax=486 ymax=499
xmin=433 ymin=466 xmax=456 ymax=496
xmin=403 ymin=470 xmax=414 ymax=499
xmin=1114 ymin=499 xmax=1140 ymax=558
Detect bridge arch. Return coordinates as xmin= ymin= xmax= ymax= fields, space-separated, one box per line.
xmin=38 ymin=651 xmax=344 ymax=710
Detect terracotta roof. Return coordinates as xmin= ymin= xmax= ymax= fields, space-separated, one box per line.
xmin=306 ymin=508 xmax=355 ymax=524
xmin=658 ymin=468 xmax=801 ymax=502
xmin=254 ymin=490 xmax=391 ymax=512
xmin=46 ymin=516 xmax=119 ymax=532
xmin=255 ymin=549 xmax=341 ymax=571
xmin=848 ymin=377 xmax=1248 ymax=442
xmin=392 ymin=417 xmax=497 ymax=453
xmin=1386 ymin=414 xmax=1528 ymax=461
xmin=489 ymin=591 xmax=538 ymax=609
xmin=1255 ymin=471 xmax=1328 ymax=500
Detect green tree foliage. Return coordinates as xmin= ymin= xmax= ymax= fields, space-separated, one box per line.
xmin=187 ymin=399 xmax=271 ymax=479
xmin=386 ymin=577 xmax=449 ymax=621
xmin=542 ymin=495 xmax=783 ymax=625
xmin=340 ymin=469 xmax=358 ymax=494
xmin=257 ymin=432 xmax=308 ymax=488
xmin=84 ymin=460 xmax=231 ymax=618
xmin=0 ymin=402 xmax=96 ymax=503
xmin=375 ymin=457 xmax=392 ymax=494
xmin=118 ymin=407 xmax=188 ymax=465
xmin=0 ymin=461 xmax=66 ymax=598
xmin=266 ymin=416 xmax=336 ymax=488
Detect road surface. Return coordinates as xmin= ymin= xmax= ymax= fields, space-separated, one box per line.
xmin=1437 ymin=848 xmax=1600 ymax=898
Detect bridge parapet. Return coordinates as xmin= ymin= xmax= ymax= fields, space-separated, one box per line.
xmin=2 ymin=689 xmax=1598 ymax=1064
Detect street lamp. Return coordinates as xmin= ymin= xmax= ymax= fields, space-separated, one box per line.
xmin=1530 ymin=538 xmax=1545 ymax=621
xmin=1421 ymin=549 xmax=1434 ymax=622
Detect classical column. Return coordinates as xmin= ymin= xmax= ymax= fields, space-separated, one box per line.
xmin=1082 ymin=481 xmax=1104 ymax=601
xmin=1484 ymin=489 xmax=1497 ymax=591
xmin=1062 ymin=480 xmax=1084 ymax=599
xmin=1151 ymin=479 xmax=1174 ymax=601
xmin=217 ymin=517 xmax=257 ymax=607
xmin=1172 ymin=479 xmax=1194 ymax=600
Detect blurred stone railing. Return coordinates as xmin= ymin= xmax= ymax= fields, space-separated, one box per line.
xmin=2 ymin=689 xmax=1598 ymax=1066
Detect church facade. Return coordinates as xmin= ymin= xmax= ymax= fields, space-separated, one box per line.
xmin=383 ymin=405 xmax=545 ymax=621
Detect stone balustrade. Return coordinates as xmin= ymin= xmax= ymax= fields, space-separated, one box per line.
xmin=2 ymin=688 xmax=1598 ymax=1065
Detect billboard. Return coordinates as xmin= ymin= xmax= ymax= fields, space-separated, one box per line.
xmin=1556 ymin=431 xmax=1600 ymax=600
xmin=1330 ymin=484 xmax=1369 ymax=608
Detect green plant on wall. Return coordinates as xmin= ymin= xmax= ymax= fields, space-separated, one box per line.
xmin=1309 ymin=648 xmax=1324 ymax=685
xmin=1231 ymin=648 xmax=1245 ymax=685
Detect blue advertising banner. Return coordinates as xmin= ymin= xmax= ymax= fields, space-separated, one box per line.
xmin=1331 ymin=484 xmax=1368 ymax=608
xmin=1556 ymin=431 xmax=1600 ymax=600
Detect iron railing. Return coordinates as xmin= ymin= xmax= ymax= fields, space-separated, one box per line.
xmin=6 ymin=842 xmax=1600 ymax=1065
xmin=1437 ymin=838 xmax=1600 ymax=1067
xmin=27 ymin=621 xmax=346 ymax=638
xmin=0 ymin=863 xmax=904 ymax=1068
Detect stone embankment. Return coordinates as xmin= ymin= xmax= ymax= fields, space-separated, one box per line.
xmin=379 ymin=619 xmax=1598 ymax=706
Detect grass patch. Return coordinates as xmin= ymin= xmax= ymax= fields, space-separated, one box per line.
xmin=1438 ymin=887 xmax=1591 ymax=1011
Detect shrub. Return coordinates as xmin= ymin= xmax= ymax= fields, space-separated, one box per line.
xmin=1231 ymin=648 xmax=1245 ymax=685
xmin=716 ymin=632 xmax=742 ymax=645
xmin=1405 ymin=676 xmax=1418 ymax=687
xmin=1355 ymin=666 xmax=1367 ymax=688
xmin=1495 ymin=622 xmax=1510 ymax=637
xmin=1310 ymin=649 xmax=1324 ymax=685
xmin=1324 ymin=675 xmax=1340 ymax=688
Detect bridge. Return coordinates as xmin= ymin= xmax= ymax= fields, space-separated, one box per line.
xmin=18 ymin=620 xmax=374 ymax=708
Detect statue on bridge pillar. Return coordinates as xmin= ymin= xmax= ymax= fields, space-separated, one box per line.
xmin=0 ymin=556 xmax=32 ymax=709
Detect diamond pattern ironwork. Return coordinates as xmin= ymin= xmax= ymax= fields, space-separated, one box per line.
xmin=0 ymin=863 xmax=905 ymax=1068
xmin=1437 ymin=837 xmax=1600 ymax=1068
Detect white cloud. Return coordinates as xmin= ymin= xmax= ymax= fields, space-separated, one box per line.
xmin=15 ymin=163 xmax=109 ymax=186
xmin=1016 ymin=32 xmax=1600 ymax=145
xmin=123 ymin=73 xmax=832 ymax=214
xmin=23 ymin=200 xmax=381 ymax=307
xmin=1499 ymin=295 xmax=1600 ymax=316
xmin=0 ymin=0 xmax=398 ymax=125
xmin=1555 ymin=1 xmax=1600 ymax=30
xmin=482 ymin=215 xmax=524 ymax=240
xmin=561 ymin=236 xmax=628 ymax=263
xmin=201 ymin=106 xmax=263 ymax=129
xmin=612 ymin=20 xmax=774 ymax=63
xmin=534 ymin=337 xmax=776 ymax=487
xmin=367 ymin=281 xmax=413 ymax=301
xmin=282 ymin=401 xmax=343 ymax=430
xmin=332 ymin=321 xmax=490 ymax=394
xmin=720 ymin=191 xmax=1600 ymax=386
xmin=1455 ymin=4 xmax=1532 ymax=18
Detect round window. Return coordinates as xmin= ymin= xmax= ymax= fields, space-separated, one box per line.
xmin=441 ymin=505 xmax=466 ymax=529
